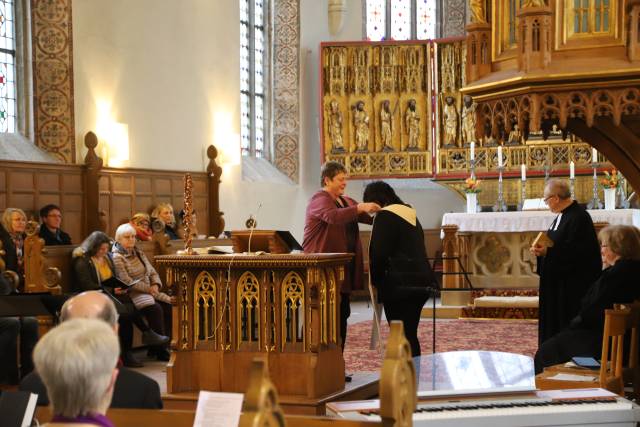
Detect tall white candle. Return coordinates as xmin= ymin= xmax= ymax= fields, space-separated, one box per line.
xmin=521 ymin=164 xmax=526 ymax=181
xmin=470 ymin=142 xmax=475 ymax=161
xmin=569 ymin=161 xmax=575 ymax=179
xmin=497 ymin=146 xmax=503 ymax=167
xmin=592 ymin=147 xmax=598 ymax=162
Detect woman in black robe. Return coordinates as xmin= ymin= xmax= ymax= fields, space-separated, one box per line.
xmin=534 ymin=224 xmax=640 ymax=373
xmin=364 ymin=181 xmax=436 ymax=357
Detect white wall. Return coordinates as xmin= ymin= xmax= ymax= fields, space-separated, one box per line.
xmin=72 ymin=0 xmax=462 ymax=241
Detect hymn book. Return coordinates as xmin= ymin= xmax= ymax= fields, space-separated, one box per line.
xmin=532 ymin=232 xmax=554 ymax=248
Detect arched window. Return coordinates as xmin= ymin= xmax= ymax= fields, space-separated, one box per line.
xmin=0 ymin=0 xmax=17 ymax=133
xmin=365 ymin=0 xmax=437 ymax=41
xmin=240 ymin=0 xmax=271 ymax=158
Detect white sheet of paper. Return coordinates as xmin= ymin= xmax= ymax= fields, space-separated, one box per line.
xmin=193 ymin=391 xmax=244 ymax=427
xmin=547 ymin=373 xmax=597 ymax=382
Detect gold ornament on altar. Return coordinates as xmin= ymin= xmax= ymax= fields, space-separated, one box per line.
xmin=177 ymin=173 xmax=196 ymax=255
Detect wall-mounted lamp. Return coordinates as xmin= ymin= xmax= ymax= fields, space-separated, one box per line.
xmin=101 ymin=122 xmax=129 ymax=167
xmin=218 ymin=133 xmax=241 ymax=166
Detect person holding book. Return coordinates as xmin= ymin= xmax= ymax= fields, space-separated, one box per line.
xmin=72 ymin=231 xmax=169 ymax=367
xmin=530 ymin=179 xmax=601 ymax=345
xmin=534 ymin=225 xmax=640 ymax=373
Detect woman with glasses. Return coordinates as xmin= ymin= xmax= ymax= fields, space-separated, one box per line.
xmin=534 ymin=224 xmax=640 ymax=373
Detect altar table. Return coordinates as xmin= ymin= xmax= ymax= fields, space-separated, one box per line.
xmin=439 ymin=209 xmax=640 ymax=305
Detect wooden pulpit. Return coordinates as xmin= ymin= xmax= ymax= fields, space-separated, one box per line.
xmin=154 ymin=253 xmax=352 ymax=399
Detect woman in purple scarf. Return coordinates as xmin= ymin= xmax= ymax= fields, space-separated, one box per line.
xmin=303 ymin=161 xmax=380 ymax=353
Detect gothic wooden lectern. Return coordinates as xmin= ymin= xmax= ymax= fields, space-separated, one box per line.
xmin=154 ymin=253 xmax=352 ymax=399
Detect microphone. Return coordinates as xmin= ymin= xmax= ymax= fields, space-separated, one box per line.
xmin=246 ymin=202 xmax=262 ymax=255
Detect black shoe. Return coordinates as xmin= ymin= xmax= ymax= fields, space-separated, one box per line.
xmin=155 ymin=348 xmax=171 ymax=362
xmin=141 ymin=330 xmax=170 ymax=346
xmin=345 ymin=375 xmax=353 ymax=383
xmin=122 ymin=352 xmax=144 ymax=368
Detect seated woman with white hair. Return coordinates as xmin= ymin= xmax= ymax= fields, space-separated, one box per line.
xmin=33 ymin=318 xmax=120 ymax=425
xmin=112 ymin=223 xmax=173 ymax=361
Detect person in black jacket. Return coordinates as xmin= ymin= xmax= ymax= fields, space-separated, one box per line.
xmin=364 ymin=181 xmax=436 ymax=357
xmin=72 ymin=231 xmax=169 ymax=367
xmin=531 ymin=179 xmax=602 ymax=345
xmin=38 ymin=204 xmax=72 ymax=246
xmin=20 ymin=291 xmax=163 ymax=409
xmin=0 ymin=213 xmax=38 ymax=384
xmin=534 ymin=224 xmax=640 ymax=373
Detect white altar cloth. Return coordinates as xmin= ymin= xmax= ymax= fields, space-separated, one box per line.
xmin=441 ymin=209 xmax=640 ymax=233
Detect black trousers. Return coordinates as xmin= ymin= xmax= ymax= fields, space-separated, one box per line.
xmin=383 ymin=288 xmax=429 ymax=357
xmin=0 ymin=317 xmax=38 ymax=384
xmin=534 ymin=327 xmax=601 ymax=374
xmin=340 ymin=293 xmax=351 ymax=352
xmin=140 ymin=301 xmax=172 ymax=341
xmin=118 ymin=303 xmax=151 ymax=352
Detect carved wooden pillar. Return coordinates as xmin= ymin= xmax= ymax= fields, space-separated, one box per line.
xmin=466 ymin=22 xmax=492 ymax=83
xmin=517 ymin=5 xmax=552 ymax=72
xmin=206 ymin=145 xmax=225 ymax=238
xmin=83 ymin=132 xmax=104 ymax=235
xmin=628 ymin=1 xmax=640 ymax=61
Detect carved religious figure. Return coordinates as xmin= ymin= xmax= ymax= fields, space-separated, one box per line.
xmin=327 ymin=99 xmax=344 ymax=152
xmin=443 ymin=96 xmax=458 ymax=147
xmin=469 ymin=0 xmax=487 ymax=23
xmin=461 ymin=95 xmax=477 ymax=145
xmin=404 ymin=99 xmax=420 ymax=151
xmin=380 ymin=100 xmax=394 ymax=152
xmin=353 ymin=101 xmax=370 ymax=152
xmin=507 ymin=123 xmax=522 ymax=145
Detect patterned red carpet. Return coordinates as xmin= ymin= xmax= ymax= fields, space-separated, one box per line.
xmin=344 ymin=319 xmax=538 ymax=373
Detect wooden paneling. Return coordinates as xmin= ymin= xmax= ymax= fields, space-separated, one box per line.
xmin=98 ymin=168 xmax=210 ymax=237
xmin=0 ymin=160 xmax=84 ymax=243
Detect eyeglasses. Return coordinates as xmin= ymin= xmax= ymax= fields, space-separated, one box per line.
xmin=543 ymin=195 xmax=557 ymax=203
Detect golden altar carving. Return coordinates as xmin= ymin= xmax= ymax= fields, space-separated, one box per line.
xmin=155 ymin=253 xmax=352 ymax=399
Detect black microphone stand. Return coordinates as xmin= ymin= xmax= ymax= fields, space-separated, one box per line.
xmin=426 ymin=255 xmax=475 ymax=355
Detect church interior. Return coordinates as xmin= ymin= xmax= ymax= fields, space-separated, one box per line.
xmin=2 ymin=0 xmax=640 ymax=425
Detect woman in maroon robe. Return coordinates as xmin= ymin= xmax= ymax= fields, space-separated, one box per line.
xmin=302 ymin=161 xmax=380 ymax=353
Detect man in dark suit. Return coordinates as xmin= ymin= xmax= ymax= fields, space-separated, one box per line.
xmin=19 ymin=291 xmax=163 ymax=409
xmin=531 ymin=179 xmax=602 ymax=345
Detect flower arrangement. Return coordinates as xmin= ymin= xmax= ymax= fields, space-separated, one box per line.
xmin=464 ymin=176 xmax=481 ymax=193
xmin=601 ymin=169 xmax=621 ymax=190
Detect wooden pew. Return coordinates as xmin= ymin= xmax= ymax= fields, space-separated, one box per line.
xmin=33 ymin=321 xmax=414 ymax=426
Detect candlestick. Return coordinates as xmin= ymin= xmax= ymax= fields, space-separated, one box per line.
xmin=570 ymin=177 xmax=575 ymax=200
xmin=470 ymin=142 xmax=475 ymax=160
xmin=518 ymin=180 xmax=526 ymax=211
xmin=493 ymin=166 xmax=507 ymax=212
xmin=569 ymin=161 xmax=575 ymax=179
xmin=497 ymin=146 xmax=503 ymax=167
xmin=587 ymin=156 xmax=602 ymax=209
xmin=521 ymin=164 xmax=526 ymax=181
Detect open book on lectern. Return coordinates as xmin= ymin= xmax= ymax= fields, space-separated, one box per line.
xmin=229 ymin=230 xmax=302 ymax=254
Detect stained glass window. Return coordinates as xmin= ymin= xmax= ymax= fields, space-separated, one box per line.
xmin=0 ymin=0 xmax=16 ymax=133
xmin=365 ymin=0 xmax=437 ymax=41
xmin=416 ymin=0 xmax=436 ymax=40
xmin=366 ymin=0 xmax=386 ymax=41
xmin=390 ymin=0 xmax=411 ymax=40
xmin=240 ymin=0 xmax=269 ymax=158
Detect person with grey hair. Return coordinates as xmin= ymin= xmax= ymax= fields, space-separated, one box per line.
xmin=534 ymin=225 xmax=640 ymax=373
xmin=530 ymin=178 xmax=601 ymax=345
xmin=19 ymin=291 xmax=163 ymax=409
xmin=112 ymin=223 xmax=173 ymax=361
xmin=33 ymin=318 xmax=119 ymax=425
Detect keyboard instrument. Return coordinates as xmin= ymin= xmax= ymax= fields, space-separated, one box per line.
xmin=329 ymin=389 xmax=640 ymax=427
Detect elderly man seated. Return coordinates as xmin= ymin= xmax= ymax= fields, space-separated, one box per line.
xmin=33 ymin=318 xmax=118 ymax=425
xmin=20 ymin=291 xmax=163 ymax=409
